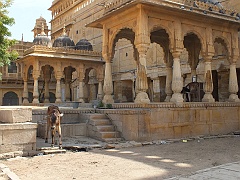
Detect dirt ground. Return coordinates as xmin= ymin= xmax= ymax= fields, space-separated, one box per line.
xmin=2 ymin=136 xmax=240 ymax=180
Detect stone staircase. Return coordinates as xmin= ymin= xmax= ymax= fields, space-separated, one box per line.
xmin=87 ymin=114 xmax=122 ymax=142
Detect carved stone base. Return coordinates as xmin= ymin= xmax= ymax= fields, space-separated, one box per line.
xmin=103 ymin=95 xmax=114 ymax=104
xmin=170 ymin=93 xmax=184 ymax=103
xmin=228 ymin=94 xmax=240 ymax=102
xmin=55 ymin=98 xmax=62 ymax=103
xmin=23 ymin=98 xmax=29 ymax=104
xmin=32 ymin=98 xmax=39 ymax=104
xmin=164 ymin=95 xmax=172 ymax=102
xmin=78 ymin=98 xmax=85 ymax=103
xmin=44 ymin=99 xmax=50 ymax=103
xmin=202 ymin=93 xmax=215 ymax=102
xmin=134 ymin=92 xmax=150 ymax=104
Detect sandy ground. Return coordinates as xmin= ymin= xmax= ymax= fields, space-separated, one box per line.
xmin=1 ymin=136 xmax=240 ymax=180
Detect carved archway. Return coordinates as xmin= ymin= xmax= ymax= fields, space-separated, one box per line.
xmin=3 ymin=91 xmax=19 ymax=106
xmin=183 ymin=32 xmax=202 ymax=74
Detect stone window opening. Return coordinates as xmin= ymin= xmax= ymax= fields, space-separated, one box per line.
xmin=8 ymin=62 xmax=17 ymax=73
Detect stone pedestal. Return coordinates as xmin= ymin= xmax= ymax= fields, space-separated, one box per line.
xmin=0 ymin=107 xmax=37 ymax=154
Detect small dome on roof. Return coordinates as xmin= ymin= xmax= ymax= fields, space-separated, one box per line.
xmin=33 ymin=23 xmax=52 ymax=47
xmin=53 ymin=26 xmax=75 ymax=48
xmin=75 ymin=39 xmax=93 ymax=51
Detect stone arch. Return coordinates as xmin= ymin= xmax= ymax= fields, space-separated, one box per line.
xmin=83 ymin=67 xmax=98 ymax=102
xmin=183 ymin=29 xmax=205 ymax=54
xmin=149 ymin=24 xmax=174 ymax=51
xmin=49 ymin=92 xmax=56 ymax=103
xmin=3 ymin=91 xmax=19 ymax=106
xmin=109 ymin=27 xmax=136 ymax=61
xmin=27 ymin=65 xmax=33 ymax=80
xmin=149 ymin=26 xmax=172 ymax=66
xmin=183 ymin=32 xmax=202 ymax=71
xmin=213 ymin=36 xmax=230 ymax=60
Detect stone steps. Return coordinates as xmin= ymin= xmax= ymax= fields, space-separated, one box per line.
xmin=89 ymin=119 xmax=111 ymax=126
xmin=96 ymin=125 xmax=115 ymax=132
xmin=88 ymin=114 xmax=122 ymax=142
xmin=37 ymin=147 xmax=66 ymax=155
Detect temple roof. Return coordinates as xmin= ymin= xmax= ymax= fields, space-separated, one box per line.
xmin=52 ymin=25 xmax=75 ymax=49
xmin=87 ymin=0 xmax=240 ymax=29
xmin=33 ymin=23 xmax=51 ymax=47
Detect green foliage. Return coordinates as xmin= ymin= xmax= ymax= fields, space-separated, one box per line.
xmin=98 ymin=100 xmax=104 ymax=108
xmin=106 ymin=104 xmax=113 ymax=109
xmin=0 ymin=0 xmax=18 ymax=67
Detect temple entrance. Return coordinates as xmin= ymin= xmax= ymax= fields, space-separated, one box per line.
xmin=3 ymin=91 xmax=19 ymax=106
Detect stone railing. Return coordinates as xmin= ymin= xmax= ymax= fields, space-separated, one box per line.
xmin=104 ymin=0 xmax=133 ymax=14
xmin=111 ymin=102 xmax=240 ymax=109
xmin=24 ymin=45 xmax=102 ymax=57
xmin=103 ymin=0 xmax=239 ymax=21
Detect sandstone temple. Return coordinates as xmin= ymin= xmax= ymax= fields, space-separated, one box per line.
xmin=1 ymin=0 xmax=240 ymax=153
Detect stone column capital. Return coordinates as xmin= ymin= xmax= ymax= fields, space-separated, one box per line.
xmin=32 ymin=70 xmax=40 ymax=79
xmin=171 ymin=51 xmax=182 ymax=59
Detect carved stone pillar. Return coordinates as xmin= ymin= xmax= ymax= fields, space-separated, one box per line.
xmin=97 ymin=79 xmax=103 ymax=100
xmin=103 ymin=61 xmax=114 ymax=104
xmin=170 ymin=51 xmax=184 ymax=103
xmin=44 ymin=79 xmax=50 ymax=103
xmin=78 ymin=80 xmax=85 ymax=103
xmin=134 ymin=44 xmax=150 ymax=104
xmin=165 ymin=67 xmax=173 ymax=102
xmin=228 ymin=62 xmax=239 ymax=102
xmin=23 ymin=80 xmax=29 ymax=104
xmin=152 ymin=77 xmax=160 ymax=102
xmin=202 ymin=56 xmax=215 ymax=102
xmin=55 ymin=71 xmax=63 ymax=103
xmin=65 ymin=81 xmax=71 ymax=101
xmin=132 ymin=76 xmax=136 ymax=102
xmin=32 ymin=72 xmax=40 ymax=104
xmin=64 ymin=67 xmax=73 ymax=102
xmin=42 ymin=65 xmax=51 ymax=103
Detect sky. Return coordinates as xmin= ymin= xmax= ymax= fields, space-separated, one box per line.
xmin=7 ymin=0 xmax=52 ymax=42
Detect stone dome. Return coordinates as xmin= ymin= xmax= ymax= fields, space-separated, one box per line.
xmin=33 ymin=24 xmax=52 ymax=47
xmin=33 ymin=35 xmax=52 ymax=47
xmin=75 ymin=39 xmax=93 ymax=51
xmin=53 ymin=26 xmax=75 ymax=49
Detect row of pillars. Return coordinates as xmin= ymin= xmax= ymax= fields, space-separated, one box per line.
xmin=102 ymin=50 xmax=239 ymax=104
xmin=22 ymin=71 xmax=104 ymax=104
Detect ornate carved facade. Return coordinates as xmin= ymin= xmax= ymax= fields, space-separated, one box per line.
xmin=1 ymin=0 xmax=240 ymax=105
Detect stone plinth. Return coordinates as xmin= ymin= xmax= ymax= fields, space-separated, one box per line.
xmin=98 ymin=103 xmax=240 ymax=141
xmin=37 ymin=121 xmax=86 ymax=138
xmin=0 ymin=123 xmax=37 ymax=154
xmin=0 ymin=108 xmax=32 ymax=123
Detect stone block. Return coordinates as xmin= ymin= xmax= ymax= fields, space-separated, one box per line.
xmin=211 ymin=109 xmax=222 ymax=123
xmin=191 ymin=124 xmax=210 ymax=136
xmin=196 ymin=109 xmax=211 ymax=123
xmin=2 ymin=129 xmax=36 ymax=145
xmin=211 ymin=123 xmax=226 ymax=135
xmin=0 ymin=108 xmax=32 ymax=123
xmin=0 ymin=123 xmax=37 ymax=154
xmin=223 ymin=108 xmax=239 ymax=122
xmin=173 ymin=126 xmax=182 ymax=138
xmin=181 ymin=125 xmax=191 ymax=138
xmin=151 ymin=127 xmax=174 ymax=140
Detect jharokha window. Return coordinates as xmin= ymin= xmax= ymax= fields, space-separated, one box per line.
xmin=8 ymin=62 xmax=17 ymax=73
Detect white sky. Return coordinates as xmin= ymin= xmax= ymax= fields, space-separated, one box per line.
xmin=8 ymin=0 xmax=52 ymax=42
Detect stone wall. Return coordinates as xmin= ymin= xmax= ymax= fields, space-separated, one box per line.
xmin=99 ymin=103 xmax=240 ymax=141
xmin=0 ymin=123 xmax=37 ymax=154
xmin=0 ymin=107 xmax=37 ymax=154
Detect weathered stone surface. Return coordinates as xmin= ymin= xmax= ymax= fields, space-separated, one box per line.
xmin=0 ymin=123 xmax=37 ymax=154
xmin=0 ymin=108 xmax=32 ymax=123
